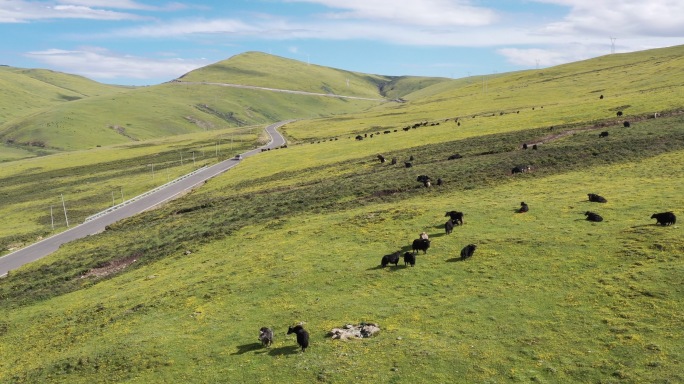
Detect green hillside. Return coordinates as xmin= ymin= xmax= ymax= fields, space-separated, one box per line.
xmin=0 ymin=66 xmax=128 ymax=157
xmin=0 ymin=46 xmax=683 ymax=383
xmin=0 ymin=66 xmax=126 ymax=124
xmin=283 ymin=45 xmax=684 ymax=143
xmin=178 ymin=52 xmax=453 ymax=101
xmin=2 ymin=52 xmax=423 ymax=155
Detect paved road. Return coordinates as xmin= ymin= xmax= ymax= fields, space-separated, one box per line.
xmin=0 ymin=121 xmax=291 ymax=277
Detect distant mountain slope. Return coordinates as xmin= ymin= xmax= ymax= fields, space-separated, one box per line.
xmin=0 ymin=66 xmax=126 ymax=123
xmin=177 ymin=51 xmax=450 ymax=100
xmin=284 ymin=44 xmax=684 ymax=142
xmin=4 ymin=52 xmax=444 ymax=153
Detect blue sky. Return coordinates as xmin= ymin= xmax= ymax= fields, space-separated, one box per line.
xmin=1 ymin=0 xmax=683 ymax=85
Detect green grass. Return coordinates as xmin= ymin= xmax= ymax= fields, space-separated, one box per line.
xmin=1 ymin=147 xmax=681 ymax=383
xmin=0 ymin=46 xmax=683 ymax=384
xmin=0 ymin=127 xmax=262 ymax=254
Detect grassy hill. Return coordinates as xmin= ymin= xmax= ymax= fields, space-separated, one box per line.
xmin=3 ymin=52 xmax=442 ymax=155
xmin=283 ymin=45 xmax=684 ymax=143
xmin=0 ymin=66 xmax=128 ymax=158
xmin=0 ymin=46 xmax=683 ymax=383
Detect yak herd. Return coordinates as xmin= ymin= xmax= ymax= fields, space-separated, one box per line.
xmin=378 ymin=190 xmax=675 ymax=270
xmin=257 ymin=324 xmax=310 ymax=353
xmin=263 ymin=110 xmax=672 ymax=354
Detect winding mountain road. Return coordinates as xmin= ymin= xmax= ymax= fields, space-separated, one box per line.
xmin=0 ymin=121 xmax=291 ymax=277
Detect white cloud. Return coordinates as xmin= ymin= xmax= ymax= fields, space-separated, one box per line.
xmin=110 ymin=18 xmax=261 ymax=37
xmin=287 ymin=0 xmax=498 ymax=26
xmin=25 ymin=47 xmax=208 ymax=81
xmin=498 ymin=45 xmax=597 ymax=67
xmin=535 ymin=0 xmax=684 ymax=37
xmin=0 ymin=0 xmax=146 ymax=22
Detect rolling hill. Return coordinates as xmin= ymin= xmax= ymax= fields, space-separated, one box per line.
xmin=0 ymin=46 xmax=682 ymax=383
xmin=1 ymin=52 xmax=449 ymax=156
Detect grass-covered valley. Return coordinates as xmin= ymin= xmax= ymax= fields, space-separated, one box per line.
xmin=0 ymin=46 xmax=683 ymax=383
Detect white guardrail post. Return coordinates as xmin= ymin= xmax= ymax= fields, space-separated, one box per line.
xmin=83 ymin=165 xmax=208 ymax=223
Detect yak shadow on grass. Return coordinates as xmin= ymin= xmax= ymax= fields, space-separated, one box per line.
xmin=367 ymin=264 xmax=408 ymax=272
xmin=631 ymin=223 xmax=659 ymax=228
xmin=446 ymin=257 xmax=465 ymax=263
xmin=232 ymin=342 xmax=263 ymax=355
xmin=267 ymin=345 xmax=300 ymax=356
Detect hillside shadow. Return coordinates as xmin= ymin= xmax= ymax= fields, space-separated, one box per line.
xmin=232 ymin=342 xmax=263 ymax=355
xmin=267 ymin=345 xmax=300 ymax=356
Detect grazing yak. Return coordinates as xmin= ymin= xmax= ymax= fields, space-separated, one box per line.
xmin=522 ymin=143 xmax=528 ymax=150
xmin=585 ymin=211 xmax=603 ymax=222
xmin=445 ymin=211 xmax=464 ymax=225
xmin=287 ymin=325 xmax=310 ymax=352
xmin=623 ymin=121 xmax=631 ymax=128
xmin=381 ymin=251 xmax=401 ymax=267
xmin=617 ymin=111 xmax=623 ymax=117
xmin=532 ymin=144 xmax=538 ymax=150
xmin=416 ymin=175 xmax=431 ymax=183
xmin=448 ymin=154 xmax=463 ymax=160
xmin=391 ymin=157 xmax=397 ymax=165
xmin=377 ymin=154 xmax=386 ymax=163
xmin=599 ymin=131 xmax=609 ymax=138
xmin=412 ymin=239 xmax=431 ymax=254
xmin=445 ymin=219 xmax=454 ymax=234
xmin=651 ymin=212 xmax=676 ymax=226
xmin=518 ymin=202 xmax=529 ymax=213
xmin=403 ymin=252 xmax=416 ymax=267
xmin=588 ymin=193 xmax=608 ymax=203
xmin=511 ymin=165 xmax=531 ymax=174
xmin=460 ymin=244 xmax=477 ymax=260
xmin=436 ymin=178 xmax=443 ymax=186
xmin=259 ymin=327 xmax=274 ymax=348
xmin=404 ymin=162 xmax=413 ymax=168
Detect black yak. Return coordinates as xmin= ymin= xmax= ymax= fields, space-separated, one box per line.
xmin=599 ymin=131 xmax=609 ymax=138
xmin=623 ymin=121 xmax=630 ymax=128
xmin=518 ymin=202 xmax=529 ymax=213
xmin=287 ymin=325 xmax=310 ymax=352
xmin=511 ymin=165 xmax=531 ymax=174
xmin=448 ymin=154 xmax=463 ymax=160
xmin=588 ymin=193 xmax=607 ymax=203
xmin=381 ymin=251 xmax=401 ymax=267
xmin=585 ymin=211 xmax=603 ymax=222
xmin=460 ymin=244 xmax=477 ymax=260
xmin=259 ymin=327 xmax=274 ymax=347
xmin=651 ymin=212 xmax=676 ymax=226
xmin=403 ymin=252 xmax=416 ymax=267
xmin=377 ymin=154 xmax=386 ymax=163
xmin=445 ymin=211 xmax=464 ymax=225
xmin=412 ymin=239 xmax=430 ymax=254
xmin=445 ymin=219 xmax=454 ymax=234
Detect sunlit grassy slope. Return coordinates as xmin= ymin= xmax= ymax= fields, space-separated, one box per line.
xmin=1 ymin=52 xmax=405 ymax=155
xmin=178 ymin=51 xmax=450 ymax=100
xmin=0 ymin=46 xmax=683 ymax=383
xmin=0 ymin=66 xmax=126 ymax=124
xmin=284 ymin=45 xmax=684 ymax=142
